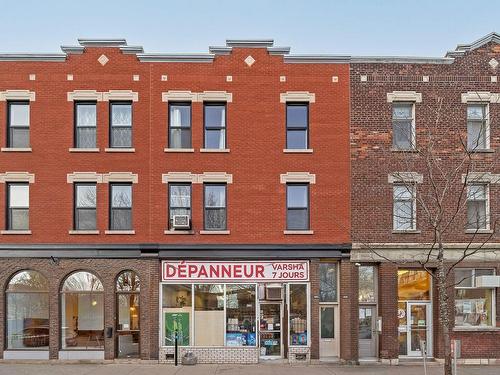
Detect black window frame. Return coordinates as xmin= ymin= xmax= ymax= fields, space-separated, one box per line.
xmin=109 ymin=183 xmax=133 ymax=231
xmin=203 ymin=183 xmax=227 ymax=231
xmin=286 ymin=102 xmax=309 ymax=149
xmin=6 ymin=182 xmax=29 ymax=230
xmin=7 ymin=100 xmax=30 ymax=148
xmin=73 ymin=182 xmax=97 ymax=231
xmin=168 ymin=102 xmax=192 ymax=149
xmin=109 ymin=101 xmax=133 ymax=148
xmin=286 ymin=183 xmax=310 ymax=230
xmin=203 ymin=102 xmax=227 ymax=149
xmin=168 ymin=182 xmax=192 ymax=230
xmin=74 ymin=101 xmax=97 ymax=148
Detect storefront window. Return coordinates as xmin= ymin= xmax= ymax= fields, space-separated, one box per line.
xmin=319 ymin=263 xmax=337 ymax=302
xmin=116 ymin=271 xmax=140 ymax=358
xmin=455 ymin=269 xmax=494 ymax=327
xmin=226 ymin=284 xmax=256 ymax=346
xmin=398 ymin=269 xmax=431 ymax=300
xmin=61 ymin=271 xmax=104 ymax=350
xmin=289 ymin=283 xmax=308 ymax=346
xmin=6 ymin=270 xmax=49 ymax=349
xmin=162 ymin=284 xmax=192 ymax=346
xmin=194 ymin=284 xmax=224 ymax=346
xmin=359 ymin=266 xmax=376 ymax=303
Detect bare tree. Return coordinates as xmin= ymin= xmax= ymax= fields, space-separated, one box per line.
xmin=361 ymin=92 xmax=498 ymax=375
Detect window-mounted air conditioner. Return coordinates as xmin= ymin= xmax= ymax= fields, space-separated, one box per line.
xmin=172 ymin=215 xmax=190 ymax=230
xmin=266 ymin=284 xmax=283 ymax=300
xmin=475 ymin=275 xmax=500 ymax=288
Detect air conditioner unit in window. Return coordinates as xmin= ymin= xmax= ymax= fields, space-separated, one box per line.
xmin=475 ymin=275 xmax=500 ymax=288
xmin=266 ymin=284 xmax=283 ymax=300
xmin=172 ymin=215 xmax=190 ymax=229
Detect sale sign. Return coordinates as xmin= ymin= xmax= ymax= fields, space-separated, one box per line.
xmin=161 ymin=260 xmax=309 ymax=282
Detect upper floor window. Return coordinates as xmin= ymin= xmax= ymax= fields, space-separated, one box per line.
xmin=467 ymin=104 xmax=489 ymax=151
xmin=466 ymin=184 xmax=488 ymax=230
xmin=169 ymin=183 xmax=191 ymax=229
xmin=75 ymin=102 xmax=97 ymax=148
xmin=286 ymin=103 xmax=308 ymax=149
xmin=74 ymin=183 xmax=97 ymax=230
xmin=169 ymin=103 xmax=192 ymax=149
xmin=204 ymin=184 xmax=226 ymax=230
xmin=455 ymin=268 xmax=495 ymax=327
xmin=392 ymin=103 xmax=414 ymax=150
xmin=286 ymin=184 xmax=309 ymax=230
xmin=7 ymin=183 xmax=29 ymax=230
xmin=110 ymin=184 xmax=132 ymax=230
xmin=393 ymin=184 xmax=416 ymax=231
xmin=204 ymin=103 xmax=226 ymax=149
xmin=110 ymin=102 xmax=132 ymax=148
xmin=7 ymin=101 xmax=30 ymax=148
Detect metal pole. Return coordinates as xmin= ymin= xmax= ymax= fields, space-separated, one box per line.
xmin=174 ymin=330 xmax=178 ymax=366
xmin=453 ymin=340 xmax=458 ymax=375
xmin=420 ymin=340 xmax=427 ymax=375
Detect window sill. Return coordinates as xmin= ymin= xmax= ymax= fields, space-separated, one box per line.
xmin=104 ymin=230 xmax=135 ymax=235
xmin=1 ymin=230 xmax=32 ymax=235
xmin=1 ymin=147 xmax=32 ymax=152
xmin=105 ymin=148 xmax=135 ymax=153
xmin=68 ymin=230 xmax=100 ymax=235
xmin=283 ymin=149 xmax=313 ymax=153
xmin=465 ymin=229 xmax=493 ymax=234
xmin=453 ymin=327 xmax=500 ymax=332
xmin=392 ymin=229 xmax=421 ymax=234
xmin=164 ymin=229 xmax=195 ymax=235
xmin=284 ymin=230 xmax=314 ymax=235
xmin=69 ymin=148 xmax=100 ymax=153
xmin=164 ymin=148 xmax=195 ymax=153
xmin=199 ymin=230 xmax=230 ymax=235
xmin=200 ymin=148 xmax=230 ymax=153
xmin=469 ymin=149 xmax=495 ymax=153
xmin=390 ymin=147 xmax=419 ymax=153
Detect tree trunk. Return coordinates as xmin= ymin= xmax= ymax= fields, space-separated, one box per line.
xmin=436 ymin=253 xmax=453 ymax=375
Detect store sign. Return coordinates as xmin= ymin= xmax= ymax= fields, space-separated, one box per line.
xmin=161 ymin=260 xmax=309 ymax=282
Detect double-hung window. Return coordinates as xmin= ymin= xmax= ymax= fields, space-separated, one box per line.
xmin=455 ymin=268 xmax=495 ymax=327
xmin=110 ymin=184 xmax=132 ymax=230
xmin=169 ymin=103 xmax=191 ymax=149
xmin=286 ymin=103 xmax=308 ymax=149
xmin=467 ymin=104 xmax=489 ymax=150
xmin=7 ymin=183 xmax=29 ymax=230
xmin=75 ymin=102 xmax=97 ymax=148
xmin=204 ymin=103 xmax=226 ymax=149
xmin=169 ymin=183 xmax=191 ymax=229
xmin=110 ymin=102 xmax=132 ymax=148
xmin=392 ymin=103 xmax=414 ymax=150
xmin=204 ymin=184 xmax=226 ymax=230
xmin=7 ymin=101 xmax=30 ymax=148
xmin=286 ymin=184 xmax=309 ymax=230
xmin=393 ymin=184 xmax=416 ymax=230
xmin=74 ymin=183 xmax=97 ymax=230
xmin=466 ymin=184 xmax=488 ymax=230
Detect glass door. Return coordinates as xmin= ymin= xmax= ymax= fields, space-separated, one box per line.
xmin=407 ymin=303 xmax=430 ymax=357
xmin=259 ymin=303 xmax=282 ymax=358
xmin=319 ymin=305 xmax=338 ymax=358
xmin=358 ymin=306 xmax=376 ymax=358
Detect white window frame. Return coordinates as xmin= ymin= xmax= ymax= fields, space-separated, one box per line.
xmin=393 ymin=184 xmax=417 ymax=231
xmin=466 ymin=103 xmax=490 ymax=151
xmin=391 ymin=102 xmax=416 ymax=150
xmin=466 ymin=184 xmax=490 ymax=230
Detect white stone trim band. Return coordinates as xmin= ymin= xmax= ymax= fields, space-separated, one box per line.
xmin=67 ymin=172 xmax=103 ymax=183
xmin=280 ymin=172 xmax=316 ymax=184
xmin=280 ymin=91 xmax=315 ymax=103
xmin=387 ymin=91 xmax=422 ymax=103
xmin=0 ymin=172 xmax=35 ymax=183
xmin=102 ymin=90 xmax=138 ymax=102
xmin=0 ymin=90 xmax=36 ymax=101
xmin=198 ymin=172 xmax=233 ymax=183
xmin=102 ymin=172 xmax=138 ymax=183
xmin=388 ymin=172 xmax=423 ymax=184
xmin=162 ymin=90 xmax=198 ymax=102
xmin=197 ymin=91 xmax=233 ymax=102
xmin=67 ymin=90 xmax=103 ymax=101
xmin=461 ymin=91 xmax=500 ymax=103
xmin=162 ymin=172 xmax=198 ymax=183
xmin=462 ymin=172 xmax=500 ymax=184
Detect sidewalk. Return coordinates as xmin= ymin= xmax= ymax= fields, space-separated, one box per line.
xmin=0 ymin=363 xmax=498 ymax=375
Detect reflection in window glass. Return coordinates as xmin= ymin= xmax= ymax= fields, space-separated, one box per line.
xmin=392 ymin=103 xmax=413 ymax=150
xmin=6 ymin=271 xmax=49 ymax=349
xmin=8 ymin=183 xmax=29 ymax=230
xmin=204 ymin=104 xmax=226 ymax=149
xmin=8 ymin=102 xmax=30 ymax=148
xmin=75 ymin=184 xmax=97 ymax=230
xmin=116 ymin=271 xmax=140 ymax=358
xmin=75 ymin=103 xmax=97 ymax=148
xmin=204 ymin=184 xmax=227 ymax=230
xmin=359 ymin=266 xmax=376 ymax=303
xmin=319 ymin=263 xmax=337 ymax=302
xmin=169 ymin=184 xmax=191 ymax=229
xmin=111 ymin=184 xmax=132 ymax=230
xmin=286 ymin=104 xmax=308 ymax=149
xmin=226 ymin=284 xmax=256 ymax=346
xmin=287 ymin=184 xmax=309 ymax=230
xmin=169 ymin=103 xmax=191 ymax=148
xmin=162 ymin=284 xmax=192 ymax=346
xmin=194 ymin=284 xmax=224 ymax=346
xmin=289 ymin=284 xmax=308 ymax=346
xmin=110 ymin=103 xmax=132 ymax=148
xmin=397 ymin=270 xmax=430 ymax=301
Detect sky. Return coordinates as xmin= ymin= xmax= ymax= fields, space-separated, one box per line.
xmin=0 ymin=0 xmax=498 ymax=57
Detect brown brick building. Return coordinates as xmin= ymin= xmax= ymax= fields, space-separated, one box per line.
xmin=351 ymin=33 xmax=500 ymax=364
xmin=0 ymin=39 xmax=351 ymax=363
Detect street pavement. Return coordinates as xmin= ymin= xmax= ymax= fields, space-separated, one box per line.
xmin=0 ymin=363 xmax=498 ymax=375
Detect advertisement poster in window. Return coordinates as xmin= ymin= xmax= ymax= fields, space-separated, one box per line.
xmin=164 ymin=312 xmax=189 ymax=346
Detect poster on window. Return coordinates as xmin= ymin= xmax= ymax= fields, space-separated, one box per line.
xmin=164 ymin=312 xmax=189 ymax=346
xmin=162 ymin=260 xmax=309 ymax=282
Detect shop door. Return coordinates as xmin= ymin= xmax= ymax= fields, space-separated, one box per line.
xmin=358 ymin=306 xmax=377 ymax=358
xmin=407 ymin=303 xmax=431 ymax=357
xmin=259 ymin=303 xmax=282 ymax=359
xmin=319 ymin=305 xmax=338 ymax=358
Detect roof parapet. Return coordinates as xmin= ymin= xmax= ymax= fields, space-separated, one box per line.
xmin=351 ymin=56 xmax=454 ymax=64
xmin=136 ymin=53 xmax=215 ymax=63
xmin=284 ymin=54 xmax=350 ymax=64
xmin=446 ymin=32 xmax=500 ymax=57
xmin=226 ymin=39 xmax=274 ymax=48
xmin=0 ymin=53 xmax=66 ymax=62
xmin=77 ymin=38 xmax=128 ymax=47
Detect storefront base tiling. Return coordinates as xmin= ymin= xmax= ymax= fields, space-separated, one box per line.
xmin=159 ymin=347 xmax=259 ymax=364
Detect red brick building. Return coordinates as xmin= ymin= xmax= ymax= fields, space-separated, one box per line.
xmin=351 ymin=33 xmax=500 ymax=364
xmin=0 ymin=39 xmax=352 ymax=363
